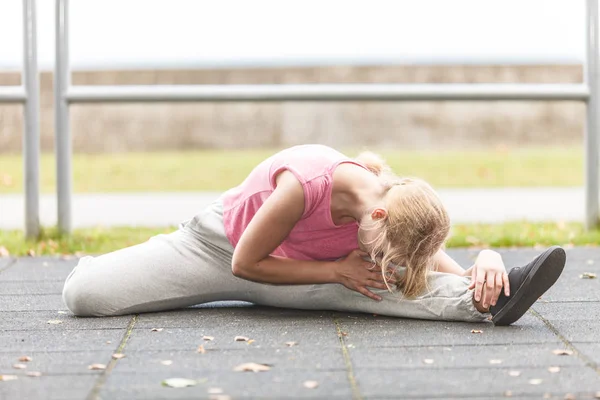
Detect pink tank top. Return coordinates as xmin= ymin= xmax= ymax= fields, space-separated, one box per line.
xmin=222 ymin=145 xmax=366 ymax=261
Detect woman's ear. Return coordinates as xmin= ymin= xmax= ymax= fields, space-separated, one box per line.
xmin=371 ymin=208 xmax=387 ymax=220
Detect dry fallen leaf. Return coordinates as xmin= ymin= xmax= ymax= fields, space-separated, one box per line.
xmin=548 ymin=366 xmax=560 ymax=373
xmin=508 ymin=370 xmax=521 ymax=377
xmin=0 ymin=375 xmax=18 ymax=381
xmin=25 ymin=371 xmax=42 ymax=378
xmin=423 ymin=359 xmax=434 ymax=365
xmin=553 ymin=349 xmax=574 ymax=356
xmin=106 ymin=341 xmax=112 ymax=344
xmin=12 ymin=364 xmax=26 ymax=370
xmin=285 ymin=341 xmax=298 ymax=347
xmin=151 ymin=328 xmax=163 ymax=332
xmin=203 ymin=336 xmax=214 ymax=341
xmin=47 ymin=320 xmax=63 ymax=325
xmin=528 ymin=378 xmax=543 ymax=385
xmin=580 ymin=272 xmax=597 ymax=279
xmin=0 ymin=246 xmax=9 ymax=257
xmin=208 ymin=387 xmax=224 ymax=394
xmin=471 ymin=329 xmax=483 ymax=334
xmin=162 ymin=378 xmax=197 ymax=388
xmin=26 ymin=249 xmax=36 ymax=257
xmin=303 ymin=380 xmax=319 ymax=389
xmin=234 ymin=336 xmax=249 ymax=342
xmin=246 ymin=339 xmax=255 ymax=345
xmin=88 ymin=364 xmax=106 ymax=370
xmin=197 ymin=345 xmax=206 ymax=354
xmin=489 ymin=359 xmax=503 ymax=364
xmin=209 ymin=395 xmax=232 ymax=400
xmin=112 ymin=353 xmax=125 ymax=360
xmin=338 ymin=331 xmax=348 ymax=337
xmin=233 ymin=363 xmax=271 ymax=372
xmin=18 ymin=356 xmax=32 ymax=362
xmin=161 ymin=360 xmax=173 ymax=366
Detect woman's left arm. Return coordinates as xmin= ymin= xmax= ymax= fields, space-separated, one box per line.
xmin=433 ymin=250 xmax=468 ymax=276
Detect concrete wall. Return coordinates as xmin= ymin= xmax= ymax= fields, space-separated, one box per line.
xmin=0 ymin=65 xmax=584 ymax=153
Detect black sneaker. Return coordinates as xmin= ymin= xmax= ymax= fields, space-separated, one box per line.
xmin=490 ymin=246 xmax=566 ymax=326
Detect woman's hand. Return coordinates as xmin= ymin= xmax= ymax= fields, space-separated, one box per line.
xmin=333 ymin=249 xmax=394 ymax=301
xmin=467 ymin=250 xmax=510 ymax=308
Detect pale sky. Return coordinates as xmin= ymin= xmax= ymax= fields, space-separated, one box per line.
xmin=0 ymin=0 xmax=588 ymax=70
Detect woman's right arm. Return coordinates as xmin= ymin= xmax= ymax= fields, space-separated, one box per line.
xmin=231 ymin=171 xmax=387 ymax=300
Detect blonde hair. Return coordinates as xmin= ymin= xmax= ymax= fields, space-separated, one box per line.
xmin=356 ymin=152 xmax=450 ymax=298
xmin=355 ymin=151 xmax=390 ymax=176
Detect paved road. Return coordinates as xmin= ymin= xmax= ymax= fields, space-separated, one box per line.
xmin=0 ymin=187 xmax=584 ymax=229
xmin=1 ymin=248 xmax=599 ymax=399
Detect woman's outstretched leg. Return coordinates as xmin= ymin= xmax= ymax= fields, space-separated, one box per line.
xmin=242 ymin=270 xmax=488 ymax=322
xmin=62 ymin=202 xmax=250 ymax=316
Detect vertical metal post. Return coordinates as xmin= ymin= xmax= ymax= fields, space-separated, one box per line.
xmin=586 ymin=0 xmax=600 ymax=229
xmin=55 ymin=0 xmax=71 ymax=233
xmin=23 ymin=0 xmax=40 ymax=239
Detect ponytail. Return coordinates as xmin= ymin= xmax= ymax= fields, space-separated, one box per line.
xmin=355 ymin=151 xmax=390 ymax=176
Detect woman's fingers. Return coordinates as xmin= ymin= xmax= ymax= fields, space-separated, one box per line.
xmin=363 ymin=261 xmax=377 ymax=271
xmin=474 ymin=271 xmax=485 ymax=303
xmin=468 ymin=265 xmax=477 ymax=290
xmin=367 ymin=280 xmax=388 ymax=290
xmin=353 ymin=249 xmax=370 ymax=258
xmin=502 ymin=272 xmax=510 ymax=296
xmin=483 ymin=271 xmax=495 ymax=308
xmin=491 ymin=273 xmax=503 ymax=306
xmin=357 ymin=286 xmax=382 ymax=301
xmin=368 ymin=271 xmax=397 ymax=286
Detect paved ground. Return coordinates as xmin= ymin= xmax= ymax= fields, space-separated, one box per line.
xmin=1 ymin=248 xmax=599 ymax=399
xmin=0 ymin=187 xmax=584 ymax=229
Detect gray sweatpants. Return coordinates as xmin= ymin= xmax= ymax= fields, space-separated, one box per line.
xmin=62 ymin=200 xmax=487 ymax=322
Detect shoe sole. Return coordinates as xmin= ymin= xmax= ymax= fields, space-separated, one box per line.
xmin=492 ymin=246 xmax=566 ymax=326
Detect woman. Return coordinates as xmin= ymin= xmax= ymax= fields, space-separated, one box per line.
xmin=62 ymin=144 xmax=566 ymax=325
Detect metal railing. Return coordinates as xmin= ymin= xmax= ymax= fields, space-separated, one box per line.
xmin=53 ymin=0 xmax=599 ymax=232
xmin=1 ymin=0 xmax=40 ymax=239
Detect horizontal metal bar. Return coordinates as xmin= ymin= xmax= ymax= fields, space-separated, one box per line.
xmin=66 ymin=83 xmax=590 ymax=103
xmin=0 ymin=86 xmax=27 ymax=103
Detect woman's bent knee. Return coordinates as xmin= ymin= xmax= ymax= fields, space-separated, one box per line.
xmin=62 ymin=257 xmax=118 ymax=317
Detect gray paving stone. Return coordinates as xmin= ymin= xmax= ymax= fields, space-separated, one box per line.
xmin=0 ymin=311 xmax=131 ymax=331
xmin=0 ymin=258 xmax=75 ymax=282
xmin=0 ymin=257 xmax=15 ymax=271
xmin=538 ymin=249 xmax=600 ymax=302
xmin=348 ymin=343 xmax=585 ymax=369
xmin=354 ymin=365 xmax=600 ymax=398
xmin=573 ymin=343 xmax=600 ymax=366
xmin=0 ymin=374 xmax=97 ymax=400
xmin=100 ymin=370 xmax=351 ymax=400
xmin=114 ymin=348 xmax=345 ymax=372
xmin=0 ymin=329 xmax=126 ymax=352
xmin=338 ymin=312 xmax=558 ymax=347
xmin=0 ymin=294 xmax=67 ymax=311
xmin=134 ymin=306 xmax=337 ymax=329
xmin=0 ymin=250 xmax=597 ymax=399
xmin=127 ymin=321 xmax=340 ymax=351
xmin=533 ymin=302 xmax=600 ymax=342
xmin=0 ymin=280 xmax=63 ymax=295
xmin=0 ymin=350 xmax=117 ymax=375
